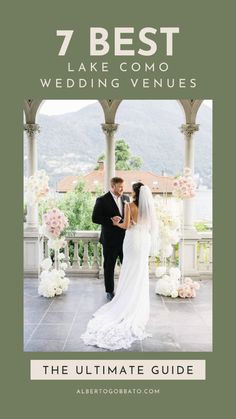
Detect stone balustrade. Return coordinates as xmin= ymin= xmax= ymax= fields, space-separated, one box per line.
xmin=42 ymin=230 xmax=213 ymax=279
xmin=44 ymin=231 xmax=101 ymax=277
xmin=197 ymin=232 xmax=213 ymax=278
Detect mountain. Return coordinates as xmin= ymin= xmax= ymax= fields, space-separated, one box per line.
xmin=23 ymin=100 xmax=212 ymax=188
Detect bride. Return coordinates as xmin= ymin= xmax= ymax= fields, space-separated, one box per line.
xmin=81 ymin=182 xmax=159 ymax=350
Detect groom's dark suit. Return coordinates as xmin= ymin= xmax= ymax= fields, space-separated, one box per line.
xmin=92 ymin=191 xmax=130 ymax=293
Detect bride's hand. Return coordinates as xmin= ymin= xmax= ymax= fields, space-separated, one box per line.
xmin=111 ymin=216 xmax=121 ymax=225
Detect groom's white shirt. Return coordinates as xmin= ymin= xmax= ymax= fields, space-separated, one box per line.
xmin=110 ymin=191 xmax=123 ymax=216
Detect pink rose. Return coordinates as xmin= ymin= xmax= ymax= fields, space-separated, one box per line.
xmin=185 ymin=277 xmax=193 ymax=285
xmin=54 ymin=229 xmax=60 ymax=237
xmin=179 ymin=290 xmax=186 ymax=298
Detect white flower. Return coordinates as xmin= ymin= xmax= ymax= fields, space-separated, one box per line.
xmin=155 ymin=273 xmax=180 ymax=298
xmin=38 ymin=266 xmax=70 ymax=298
xmin=25 ymin=170 xmax=49 ymax=205
xmin=47 ymin=238 xmax=55 ymax=247
xmin=58 ymin=269 xmax=65 ymax=278
xmin=41 ymin=257 xmax=52 ymax=271
xmin=169 ymin=267 xmax=181 ymax=280
xmin=155 ymin=276 xmax=170 ymax=296
xmin=60 ymin=262 xmax=68 ymax=270
xmin=51 ymin=269 xmax=61 ymax=280
xmin=38 ymin=277 xmax=56 ymax=298
xmin=55 ymin=288 xmax=63 ymax=296
xmin=155 ymin=266 xmax=167 ymax=277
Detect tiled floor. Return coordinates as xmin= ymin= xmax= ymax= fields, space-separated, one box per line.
xmin=24 ymin=277 xmax=212 ymax=352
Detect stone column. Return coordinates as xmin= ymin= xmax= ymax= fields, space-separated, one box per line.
xmin=179 ymin=123 xmax=200 ymax=277
xmin=24 ymin=123 xmax=42 ymax=278
xmin=24 ymin=123 xmax=40 ymax=231
xmin=180 ymin=123 xmax=199 ymax=234
xmin=101 ymin=123 xmax=118 ymax=191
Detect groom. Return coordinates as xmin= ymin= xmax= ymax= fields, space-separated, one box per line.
xmin=92 ymin=177 xmax=130 ymax=301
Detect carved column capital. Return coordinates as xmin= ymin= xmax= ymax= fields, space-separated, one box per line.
xmin=101 ymin=123 xmax=118 ymax=136
xmin=24 ymin=123 xmax=40 ymax=136
xmin=180 ymin=123 xmax=199 ymax=137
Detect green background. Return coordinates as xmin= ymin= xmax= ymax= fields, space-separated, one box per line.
xmin=1 ymin=0 xmax=234 ymax=417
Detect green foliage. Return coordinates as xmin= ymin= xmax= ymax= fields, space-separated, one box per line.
xmin=129 ymin=155 xmax=143 ymax=170
xmin=195 ymin=221 xmax=212 ymax=232
xmin=58 ymin=180 xmax=98 ymax=231
xmin=115 ymin=140 xmax=130 ymax=169
xmin=38 ymin=180 xmax=100 ymax=231
xmin=95 ymin=139 xmax=143 ymax=170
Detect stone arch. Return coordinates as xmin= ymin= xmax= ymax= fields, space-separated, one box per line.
xmin=23 ymin=99 xmax=204 ymax=125
xmin=23 ymin=99 xmax=43 ymax=123
xmin=99 ymin=99 xmax=203 ymax=124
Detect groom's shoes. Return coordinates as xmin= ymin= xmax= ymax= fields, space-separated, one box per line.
xmin=106 ymin=292 xmax=115 ymax=301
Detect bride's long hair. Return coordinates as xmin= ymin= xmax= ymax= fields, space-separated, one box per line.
xmin=132 ymin=182 xmax=144 ymax=206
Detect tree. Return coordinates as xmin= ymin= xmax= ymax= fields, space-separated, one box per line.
xmin=128 ymin=156 xmax=143 ymax=170
xmin=95 ymin=139 xmax=143 ymax=170
xmin=58 ymin=180 xmax=99 ymax=231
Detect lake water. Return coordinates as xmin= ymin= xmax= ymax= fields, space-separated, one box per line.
xmin=195 ymin=189 xmax=212 ymax=222
xmin=157 ymin=189 xmax=212 ymax=222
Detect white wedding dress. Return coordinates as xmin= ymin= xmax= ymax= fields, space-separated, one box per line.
xmin=81 ymin=186 xmax=159 ymax=350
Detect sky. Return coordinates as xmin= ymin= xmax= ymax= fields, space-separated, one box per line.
xmin=39 ymin=100 xmax=97 ymax=115
xmin=39 ymin=99 xmax=213 ymax=116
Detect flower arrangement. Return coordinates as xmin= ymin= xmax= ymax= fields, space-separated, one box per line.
xmin=42 ymin=207 xmax=68 ymax=239
xmin=39 ymin=206 xmax=69 ymax=298
xmin=155 ymin=267 xmax=200 ymax=299
xmin=173 ymin=167 xmax=196 ymax=199
xmin=155 ymin=267 xmax=181 ymax=298
xmin=155 ymin=168 xmax=200 ymax=300
xmin=38 ymin=254 xmax=69 ymax=298
xmin=178 ymin=277 xmax=200 ymax=298
xmin=156 ymin=202 xmax=180 ymax=258
xmin=48 ymin=237 xmax=67 ymax=251
xmin=24 ymin=170 xmax=49 ymax=205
